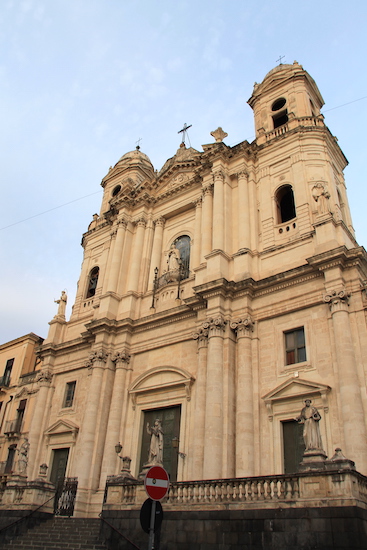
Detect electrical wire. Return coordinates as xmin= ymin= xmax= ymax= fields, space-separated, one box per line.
xmin=0 ymin=190 xmax=102 ymax=231
xmin=1 ymin=94 xmax=366 ymax=232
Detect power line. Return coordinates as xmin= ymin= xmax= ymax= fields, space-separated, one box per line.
xmin=322 ymin=95 xmax=367 ymax=113
xmin=0 ymin=190 xmax=102 ymax=231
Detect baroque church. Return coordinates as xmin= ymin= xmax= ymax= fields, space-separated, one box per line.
xmin=1 ymin=61 xmax=367 ymax=522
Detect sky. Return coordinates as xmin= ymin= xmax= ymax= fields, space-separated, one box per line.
xmin=1 ymin=0 xmax=367 ymax=344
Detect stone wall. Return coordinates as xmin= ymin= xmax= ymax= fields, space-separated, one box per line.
xmin=100 ymin=506 xmax=367 ymax=550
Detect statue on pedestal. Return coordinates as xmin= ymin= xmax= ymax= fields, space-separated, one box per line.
xmin=54 ymin=291 xmax=67 ymax=318
xmin=296 ymin=399 xmax=323 ymax=451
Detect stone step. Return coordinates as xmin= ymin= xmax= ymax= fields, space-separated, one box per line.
xmin=1 ymin=517 xmax=108 ymax=549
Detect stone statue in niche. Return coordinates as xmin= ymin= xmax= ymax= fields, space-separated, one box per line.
xmin=17 ymin=438 xmax=30 ymax=475
xmin=54 ymin=291 xmax=67 ymax=318
xmin=312 ymin=181 xmax=330 ymax=215
xmin=167 ymin=243 xmax=181 ymax=271
xmin=296 ymin=399 xmax=323 ymax=451
xmin=147 ymin=419 xmax=164 ymax=464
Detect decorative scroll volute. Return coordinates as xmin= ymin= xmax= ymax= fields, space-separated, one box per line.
xmin=203 ymin=316 xmax=227 ymax=338
xmin=192 ymin=326 xmax=209 ymax=349
xmin=324 ymin=289 xmax=350 ymax=313
xmin=230 ymin=317 xmax=255 ymax=338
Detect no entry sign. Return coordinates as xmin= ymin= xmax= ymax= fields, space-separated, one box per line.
xmin=144 ymin=465 xmax=170 ymax=501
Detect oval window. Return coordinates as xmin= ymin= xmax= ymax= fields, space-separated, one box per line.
xmin=272 ymin=98 xmax=286 ymax=111
xmin=112 ymin=185 xmax=121 ymax=197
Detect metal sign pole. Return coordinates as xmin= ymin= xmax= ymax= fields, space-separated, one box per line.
xmin=148 ymin=498 xmax=156 ymax=550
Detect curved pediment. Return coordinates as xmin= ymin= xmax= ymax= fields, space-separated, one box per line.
xmin=129 ymin=366 xmax=195 ymax=409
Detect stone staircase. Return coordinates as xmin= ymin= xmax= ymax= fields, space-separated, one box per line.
xmin=0 ymin=517 xmax=108 ymax=549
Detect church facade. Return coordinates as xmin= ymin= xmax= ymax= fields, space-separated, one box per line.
xmin=4 ymin=61 xmax=367 ymax=517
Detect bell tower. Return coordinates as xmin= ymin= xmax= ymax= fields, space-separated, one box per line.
xmin=247 ymin=61 xmax=356 ymax=275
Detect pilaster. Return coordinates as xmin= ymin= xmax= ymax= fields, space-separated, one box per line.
xmin=230 ymin=317 xmax=255 ymax=476
xmin=203 ymin=316 xmax=226 ymax=479
xmin=324 ymin=289 xmax=367 ymax=471
xmin=191 ymin=325 xmax=209 ymax=480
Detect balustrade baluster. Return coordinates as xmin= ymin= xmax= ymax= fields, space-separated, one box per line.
xmin=279 ymin=480 xmax=285 ymax=500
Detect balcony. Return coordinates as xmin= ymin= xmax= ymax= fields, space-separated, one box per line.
xmin=0 ymin=376 xmax=10 ymax=388
xmin=4 ymin=419 xmax=23 ymax=436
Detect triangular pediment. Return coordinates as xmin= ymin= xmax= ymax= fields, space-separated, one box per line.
xmin=44 ymin=419 xmax=79 ymax=437
xmin=263 ymin=377 xmax=331 ymax=404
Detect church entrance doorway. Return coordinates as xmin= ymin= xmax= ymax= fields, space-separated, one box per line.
xmin=50 ymin=448 xmax=69 ymax=485
xmin=282 ymin=420 xmax=305 ymax=473
xmin=139 ymin=405 xmax=181 ymax=481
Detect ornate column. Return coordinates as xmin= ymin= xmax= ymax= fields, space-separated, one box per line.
xmin=324 ymin=289 xmax=367 ymax=471
xmin=192 ymin=198 xmax=202 ymax=269
xmin=99 ymin=351 xmax=131 ymax=488
xmin=237 ymin=170 xmax=250 ymax=250
xmin=75 ymin=350 xmax=108 ymax=490
xmin=230 ymin=317 xmax=255 ymax=476
xmin=148 ymin=217 xmax=165 ymax=290
xmin=191 ymin=326 xmax=209 ymax=479
xmin=201 ymin=182 xmax=213 ymax=261
xmin=107 ymin=219 xmax=127 ymax=293
xmin=127 ymin=217 xmax=147 ymax=292
xmin=212 ymin=170 xmax=225 ymax=250
xmin=28 ymin=369 xmax=53 ymax=479
xmin=203 ymin=316 xmax=226 ymax=479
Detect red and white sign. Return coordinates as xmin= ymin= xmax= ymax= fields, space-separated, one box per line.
xmin=144 ymin=465 xmax=170 ymax=501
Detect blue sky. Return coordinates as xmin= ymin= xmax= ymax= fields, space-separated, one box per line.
xmin=1 ymin=0 xmax=367 ymax=344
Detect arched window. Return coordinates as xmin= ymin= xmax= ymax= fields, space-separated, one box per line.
xmin=173 ymin=235 xmax=190 ymax=280
xmin=86 ymin=266 xmax=99 ymax=298
xmin=276 ymin=185 xmax=296 ymax=223
xmin=272 ymin=97 xmax=288 ymax=129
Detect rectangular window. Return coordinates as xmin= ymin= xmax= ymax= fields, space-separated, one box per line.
xmin=15 ymin=399 xmax=27 ymax=433
xmin=1 ymin=359 xmax=14 ymax=387
xmin=63 ymin=381 xmax=76 ymax=408
xmin=285 ymin=327 xmax=306 ymax=365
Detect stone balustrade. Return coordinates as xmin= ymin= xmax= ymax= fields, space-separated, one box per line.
xmin=104 ymin=469 xmax=367 ymax=511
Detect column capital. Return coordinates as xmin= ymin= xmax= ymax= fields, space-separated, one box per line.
xmin=202 ymin=183 xmax=214 ymax=197
xmin=230 ymin=317 xmax=255 ymax=337
xmin=193 ymin=196 xmax=202 ymax=208
xmin=111 ymin=350 xmax=131 ymax=368
xmin=117 ymin=217 xmax=128 ymax=229
xmin=203 ymin=316 xmax=227 ymax=337
xmin=85 ymin=349 xmax=109 ymax=368
xmin=134 ymin=216 xmax=147 ymax=227
xmin=324 ymin=289 xmax=350 ymax=312
xmin=153 ymin=216 xmax=165 ymax=228
xmin=237 ymin=169 xmax=249 ymax=180
xmin=192 ymin=326 xmax=209 ymax=348
xmin=36 ymin=369 xmax=53 ymax=385
xmin=213 ymin=169 xmax=225 ymax=182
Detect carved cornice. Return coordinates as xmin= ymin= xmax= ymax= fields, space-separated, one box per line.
xmin=230 ymin=317 xmax=255 ymax=337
